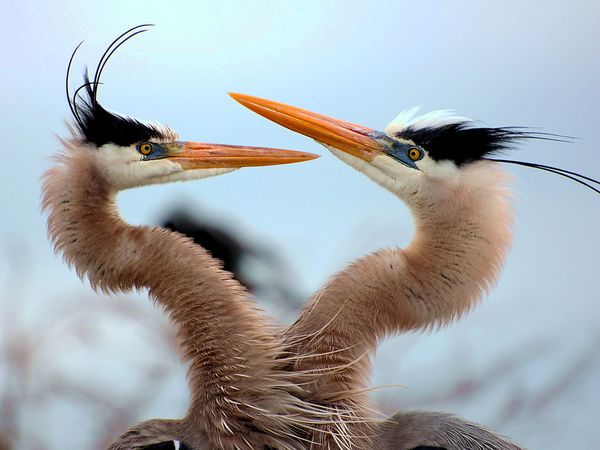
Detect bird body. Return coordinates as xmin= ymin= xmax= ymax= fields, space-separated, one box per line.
xmin=378 ymin=411 xmax=522 ymax=450
xmin=43 ymin=142 xmax=305 ymax=448
xmin=231 ymin=93 xmax=596 ymax=448
xmin=43 ymin=26 xmax=322 ymax=450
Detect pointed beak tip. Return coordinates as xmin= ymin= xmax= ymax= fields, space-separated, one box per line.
xmin=228 ymin=92 xmax=249 ymax=104
xmin=303 ymin=152 xmax=320 ymax=161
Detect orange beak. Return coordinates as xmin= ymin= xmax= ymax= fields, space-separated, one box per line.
xmin=229 ymin=93 xmax=389 ymax=162
xmin=164 ymin=141 xmax=318 ymax=169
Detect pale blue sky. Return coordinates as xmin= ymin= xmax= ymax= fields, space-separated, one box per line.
xmin=1 ymin=1 xmax=599 ymax=448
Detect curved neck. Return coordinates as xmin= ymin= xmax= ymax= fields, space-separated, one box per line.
xmin=290 ymin=167 xmax=512 ymax=341
xmin=283 ymin=163 xmax=513 ymax=444
xmin=42 ymin=149 xmax=306 ymax=448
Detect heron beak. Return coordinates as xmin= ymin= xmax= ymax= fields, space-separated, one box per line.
xmin=165 ymin=141 xmax=319 ymax=169
xmin=229 ymin=93 xmax=387 ymax=162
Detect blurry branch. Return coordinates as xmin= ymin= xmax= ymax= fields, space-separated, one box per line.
xmin=413 ymin=341 xmax=550 ymax=406
xmin=0 ymin=242 xmax=183 ymax=449
xmin=91 ymin=364 xmax=172 ymax=449
xmin=494 ymin=337 xmax=600 ymax=427
xmin=42 ymin=360 xmax=174 ymax=450
xmin=0 ymin=240 xmax=32 ymax=450
xmin=376 ymin=336 xmax=600 ymax=432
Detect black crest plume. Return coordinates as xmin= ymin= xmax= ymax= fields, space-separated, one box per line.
xmin=398 ymin=120 xmax=600 ymax=194
xmin=66 ymin=24 xmax=165 ymax=147
xmin=398 ymin=122 xmax=563 ymax=166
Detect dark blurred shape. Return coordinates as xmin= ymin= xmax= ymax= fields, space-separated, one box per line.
xmin=412 ymin=447 xmax=447 ymax=450
xmin=142 ymin=441 xmax=192 ymax=450
xmin=0 ymin=436 xmax=11 ymax=450
xmin=163 ymin=210 xmax=255 ymax=291
xmin=161 ymin=208 xmax=303 ymax=316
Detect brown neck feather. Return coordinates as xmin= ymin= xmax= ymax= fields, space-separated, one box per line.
xmin=42 ymin=147 xmax=312 ymax=449
xmin=283 ymin=163 xmax=513 ymax=448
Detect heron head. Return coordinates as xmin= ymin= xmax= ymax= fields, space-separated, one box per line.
xmin=64 ymin=26 xmax=317 ymax=192
xmin=229 ymin=93 xmax=598 ymax=209
xmin=227 ymin=94 xmax=520 ymax=206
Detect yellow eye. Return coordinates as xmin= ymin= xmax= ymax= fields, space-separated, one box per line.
xmin=138 ymin=143 xmax=153 ymax=156
xmin=408 ymin=147 xmax=422 ymax=161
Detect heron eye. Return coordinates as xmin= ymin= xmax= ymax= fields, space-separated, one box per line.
xmin=137 ymin=142 xmax=154 ymax=156
xmin=408 ymin=147 xmax=423 ymax=161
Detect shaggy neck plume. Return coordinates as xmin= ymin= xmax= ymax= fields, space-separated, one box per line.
xmin=283 ymin=162 xmax=513 ymax=448
xmin=42 ymin=146 xmax=310 ymax=450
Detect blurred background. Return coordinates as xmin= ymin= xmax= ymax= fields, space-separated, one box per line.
xmin=1 ymin=1 xmax=599 ymax=448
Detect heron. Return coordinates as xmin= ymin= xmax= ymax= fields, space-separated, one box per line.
xmin=42 ymin=26 xmax=328 ymax=450
xmin=230 ymin=93 xmax=599 ymax=449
